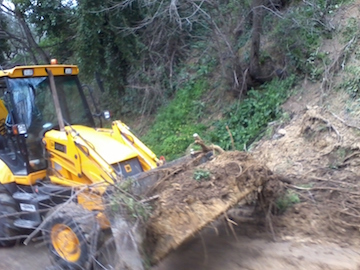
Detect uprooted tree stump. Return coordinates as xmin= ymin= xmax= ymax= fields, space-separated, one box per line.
xmin=106 ymin=150 xmax=277 ymax=269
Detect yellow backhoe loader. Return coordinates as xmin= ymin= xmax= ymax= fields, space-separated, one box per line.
xmin=0 ymin=61 xmax=162 ymax=269
xmin=0 ymin=61 xmax=271 ymax=270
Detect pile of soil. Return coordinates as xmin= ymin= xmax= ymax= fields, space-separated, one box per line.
xmin=142 ymin=150 xmax=277 ymax=263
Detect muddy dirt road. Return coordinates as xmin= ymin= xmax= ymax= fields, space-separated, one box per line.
xmin=0 ymin=242 xmax=50 ymax=270
xmin=1 ymin=222 xmax=359 ymax=270
xmin=154 ymin=222 xmax=360 ymax=270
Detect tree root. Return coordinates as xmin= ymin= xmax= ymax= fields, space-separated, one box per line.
xmin=193 ymin=133 xmax=225 ymax=154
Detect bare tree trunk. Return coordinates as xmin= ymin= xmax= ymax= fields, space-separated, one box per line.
xmin=14 ymin=7 xmax=49 ymax=64
xmin=249 ymin=0 xmax=287 ymax=83
xmin=249 ymin=0 xmax=264 ymax=80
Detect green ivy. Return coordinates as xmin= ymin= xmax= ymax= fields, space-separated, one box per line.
xmin=143 ymin=76 xmax=295 ymax=160
xmin=142 ymin=79 xmax=208 ymax=160
xmin=210 ymin=76 xmax=296 ymax=151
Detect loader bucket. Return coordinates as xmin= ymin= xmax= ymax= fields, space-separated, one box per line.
xmin=106 ymin=151 xmax=272 ymax=269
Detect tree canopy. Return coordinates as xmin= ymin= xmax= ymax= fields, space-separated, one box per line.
xmin=0 ymin=0 xmax=337 ymax=117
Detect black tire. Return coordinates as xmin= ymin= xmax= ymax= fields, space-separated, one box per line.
xmin=43 ymin=203 xmax=99 ymax=270
xmin=0 ymin=186 xmax=20 ymax=247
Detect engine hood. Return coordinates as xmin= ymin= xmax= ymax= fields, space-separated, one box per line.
xmin=71 ymin=125 xmax=138 ymax=165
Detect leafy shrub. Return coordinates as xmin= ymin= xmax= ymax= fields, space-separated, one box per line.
xmin=210 ymin=76 xmax=295 ymax=150
xmin=142 ymin=79 xmax=208 ymax=160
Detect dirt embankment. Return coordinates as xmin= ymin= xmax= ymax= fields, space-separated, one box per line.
xmin=253 ymin=106 xmax=360 ymax=247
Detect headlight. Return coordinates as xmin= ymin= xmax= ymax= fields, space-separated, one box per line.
xmin=22 ymin=69 xmax=34 ymax=76
xmin=64 ymin=68 xmax=72 ymax=74
xmin=12 ymin=124 xmax=27 ymax=135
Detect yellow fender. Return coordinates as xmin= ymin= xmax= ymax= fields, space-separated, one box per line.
xmin=0 ymin=160 xmax=15 ymax=185
xmin=0 ymin=159 xmax=47 ymax=185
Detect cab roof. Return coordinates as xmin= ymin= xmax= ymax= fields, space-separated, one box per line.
xmin=0 ymin=64 xmax=79 ymax=78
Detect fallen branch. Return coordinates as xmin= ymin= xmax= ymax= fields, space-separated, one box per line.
xmin=140 ymin=195 xmax=159 ymax=203
xmin=343 ymin=151 xmax=360 ymax=163
xmin=286 ymin=184 xmax=360 ymax=196
xmin=304 ymin=175 xmax=357 ymax=187
xmin=329 ymin=111 xmax=360 ymax=131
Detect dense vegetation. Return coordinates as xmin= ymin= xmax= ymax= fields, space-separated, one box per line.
xmin=0 ymin=0 xmax=348 ymax=159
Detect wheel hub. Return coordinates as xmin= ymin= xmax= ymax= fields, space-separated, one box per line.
xmin=51 ymin=224 xmax=81 ymax=262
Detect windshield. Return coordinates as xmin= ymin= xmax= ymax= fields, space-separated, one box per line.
xmin=7 ymin=75 xmax=94 ymax=132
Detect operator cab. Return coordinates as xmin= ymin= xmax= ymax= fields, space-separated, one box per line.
xmin=0 ymin=63 xmax=94 ymax=175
